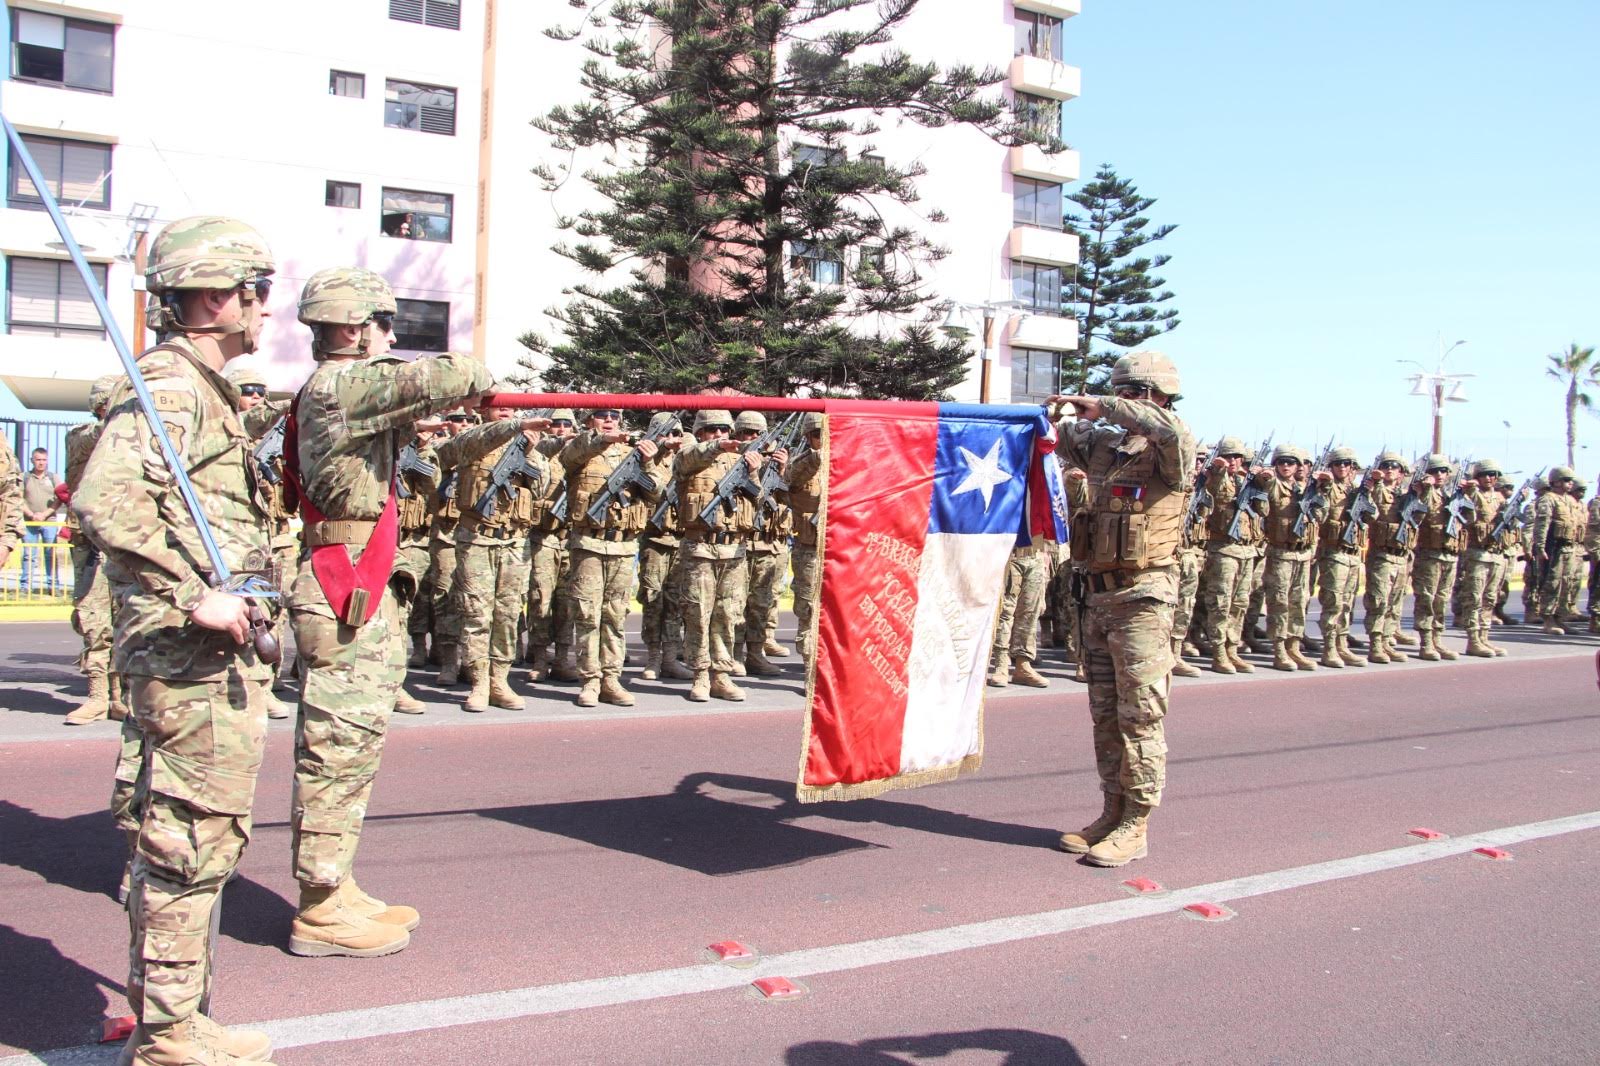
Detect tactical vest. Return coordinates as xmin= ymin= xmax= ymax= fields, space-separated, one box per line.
xmin=1415 ymin=492 xmax=1463 ymax=553
xmin=1549 ymin=494 xmax=1583 ymax=543
xmin=1264 ymin=478 xmax=1317 ymax=551
xmin=681 ymin=451 xmax=755 ymax=538
xmin=1319 ymin=482 xmax=1367 ymax=552
xmin=753 ymin=500 xmax=793 ymax=543
xmin=569 ymin=444 xmax=651 ymax=536
xmin=1205 ymin=472 xmax=1264 ymax=546
xmin=1071 ymin=437 xmax=1184 ymax=573
xmin=398 ymin=482 xmax=431 ymax=535
xmin=788 ymin=459 xmax=823 ymax=548
xmin=459 ymin=440 xmax=541 ymax=532
xmin=1467 ymin=490 xmax=1508 ymax=552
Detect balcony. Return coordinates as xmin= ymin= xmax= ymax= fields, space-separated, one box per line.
xmin=1014 ymin=0 xmax=1081 ymax=18
xmin=1006 ymin=226 xmax=1079 ymax=267
xmin=1010 ymin=55 xmax=1080 ymax=102
xmin=1006 ymin=312 xmax=1078 ymax=353
xmin=1010 ymin=144 xmax=1080 ymax=184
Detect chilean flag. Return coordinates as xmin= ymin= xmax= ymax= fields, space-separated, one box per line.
xmin=796 ymin=400 xmax=1069 ymax=803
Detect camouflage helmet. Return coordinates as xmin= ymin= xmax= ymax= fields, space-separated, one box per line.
xmin=1572 ymin=477 xmax=1589 ymax=495
xmin=146 ymin=215 xmax=275 ymax=294
xmin=1327 ymin=445 xmax=1361 ymax=464
xmin=1496 ymin=476 xmax=1514 ymax=491
xmin=647 ymin=412 xmax=682 ymax=436
xmin=1215 ymin=435 xmax=1248 ymax=457
xmin=1470 ymin=458 xmax=1503 ymax=478
xmin=1549 ymin=465 xmax=1576 ymax=482
xmin=1271 ymin=443 xmax=1310 ymax=464
xmin=1375 ymin=450 xmax=1407 ymax=471
xmin=801 ymin=412 xmax=824 ymax=435
xmin=694 ymin=409 xmax=734 ymax=431
xmin=1423 ymin=453 xmax=1452 ymax=474
xmin=88 ymin=373 xmax=121 ymax=413
xmin=223 ymin=364 xmax=267 ymax=389
xmin=734 ymin=411 xmax=768 ymax=434
xmin=1107 ymin=350 xmax=1181 ymax=401
xmin=299 ymin=267 xmax=396 ymax=357
xmin=1534 ymin=475 xmax=1550 ymax=491
xmin=548 ymin=408 xmax=576 ymax=425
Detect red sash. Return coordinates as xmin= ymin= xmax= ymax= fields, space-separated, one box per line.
xmin=283 ymin=396 xmax=398 ymax=627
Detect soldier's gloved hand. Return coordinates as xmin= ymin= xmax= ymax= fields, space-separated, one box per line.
xmin=191 ymin=589 xmax=251 ymax=645
xmin=636 ymin=438 xmax=658 ymax=459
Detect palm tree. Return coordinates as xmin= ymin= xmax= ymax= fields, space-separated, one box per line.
xmin=1546 ymin=342 xmax=1599 ymax=466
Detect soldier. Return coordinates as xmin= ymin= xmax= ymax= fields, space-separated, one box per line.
xmin=1586 ymin=478 xmax=1600 ymax=633
xmin=1460 ymin=459 xmax=1512 ymax=657
xmin=1314 ymin=447 xmax=1371 ymax=668
xmin=62 ymin=374 xmax=126 ymax=725
xmin=1494 ymin=476 xmax=1520 ymax=624
xmin=734 ymin=411 xmax=794 ymax=678
xmin=1520 ymin=474 xmax=1549 ymax=624
xmin=428 ymin=408 xmax=474 ymax=684
xmin=558 ymin=406 xmax=671 ymax=707
xmin=284 ymin=267 xmax=491 ymax=958
xmin=529 ymin=409 xmax=578 ymax=681
xmin=391 ymin=418 xmax=445 ymax=713
xmin=637 ymin=413 xmax=688 ymax=681
xmin=787 ymin=413 xmax=825 ymax=670
xmin=1533 ymin=466 xmax=1585 ymax=633
xmin=1255 ymin=444 xmax=1329 ymax=671
xmin=987 ymin=544 xmax=1051 ymax=688
xmin=438 ymin=391 xmax=551 ymax=711
xmin=1051 ymin=351 xmax=1195 ymax=868
xmin=676 ymin=409 xmax=769 ymax=702
xmin=1408 ymin=455 xmax=1469 ymax=661
xmin=1198 ymin=437 xmax=1261 ymax=674
xmin=75 ymin=215 xmax=280 ymax=1065
xmin=1363 ymin=453 xmax=1414 ymax=664
xmin=1170 ymin=449 xmax=1211 ymax=678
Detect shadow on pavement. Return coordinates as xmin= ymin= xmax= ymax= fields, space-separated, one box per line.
xmin=217 ymin=876 xmax=296 ymax=953
xmin=787 ymin=1029 xmax=1086 ymax=1065
xmin=0 ymin=800 xmax=125 ymax=899
xmin=0 ymin=685 xmax=80 ymax=717
xmin=0 ymin=924 xmax=119 ymax=1053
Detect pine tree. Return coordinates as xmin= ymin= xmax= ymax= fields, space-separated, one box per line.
xmin=518 ymin=0 xmax=1052 ymax=399
xmin=1061 ymin=164 xmax=1180 ymax=393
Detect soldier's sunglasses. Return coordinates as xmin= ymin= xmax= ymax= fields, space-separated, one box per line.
xmin=1378 ymin=461 xmax=1402 ymax=470
xmin=241 ymin=277 xmax=272 ymax=302
xmin=445 ymin=414 xmax=473 ymax=423
xmin=551 ymin=419 xmax=574 ymax=428
xmin=238 ymin=385 xmax=267 ymax=397
xmin=591 ymin=410 xmax=622 ymax=421
xmin=1330 ymin=459 xmax=1356 ymax=467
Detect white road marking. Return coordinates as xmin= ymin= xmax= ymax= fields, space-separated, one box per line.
xmin=8 ymin=809 xmax=1599 ymax=1066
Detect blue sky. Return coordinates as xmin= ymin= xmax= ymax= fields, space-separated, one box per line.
xmin=1064 ymin=0 xmax=1600 ymax=477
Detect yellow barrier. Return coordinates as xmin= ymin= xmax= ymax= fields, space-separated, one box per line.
xmin=2 ymin=521 xmax=76 ymax=617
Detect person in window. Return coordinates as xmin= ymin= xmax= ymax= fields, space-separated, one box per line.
xmin=382 ymin=211 xmax=415 ymax=239
xmin=22 ymin=447 xmax=62 ymax=591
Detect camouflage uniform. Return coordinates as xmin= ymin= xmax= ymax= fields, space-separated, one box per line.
xmin=736 ymin=411 xmax=795 ymax=677
xmin=786 ymin=417 xmax=825 ymax=667
xmin=1199 ymin=439 xmax=1264 ymax=674
xmin=1586 ymin=493 xmax=1600 ymax=627
xmin=1363 ymin=456 xmax=1416 ymax=663
xmin=987 ymin=545 xmax=1051 ymax=687
xmin=286 ymin=268 xmax=489 ymax=958
xmin=394 ymin=433 xmax=441 ymax=660
xmin=1521 ymin=481 xmax=1549 ymax=622
xmin=0 ymin=435 xmax=22 ymax=576
xmin=1313 ymin=449 xmax=1372 ymax=668
xmin=61 ymin=376 xmax=124 ymax=725
xmin=1054 ymin=351 xmax=1195 ymax=868
xmin=1258 ymin=445 xmax=1327 ymax=670
xmin=1533 ymin=468 xmax=1586 ymax=631
xmin=1460 ymin=461 xmax=1512 ymax=656
xmin=527 ymin=414 xmax=577 ymax=680
xmin=676 ymin=410 xmax=757 ymax=701
xmin=1409 ymin=457 xmax=1466 ymax=661
xmin=428 ymin=441 xmax=467 ymax=681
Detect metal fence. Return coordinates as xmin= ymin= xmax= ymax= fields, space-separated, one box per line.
xmin=4 ymin=417 xmax=90 ymax=475
xmin=1 ymin=520 xmax=76 ymax=603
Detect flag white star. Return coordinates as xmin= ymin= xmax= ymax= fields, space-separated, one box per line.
xmin=951 ymin=437 xmax=1014 ymax=512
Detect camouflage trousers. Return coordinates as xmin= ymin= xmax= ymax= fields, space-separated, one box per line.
xmin=1364 ymin=548 xmax=1411 ymax=639
xmin=393 ymin=538 xmax=432 ymax=641
xmin=1539 ymin=544 xmax=1584 ymax=620
xmin=791 ymin=544 xmax=821 ymax=662
xmin=1461 ymin=549 xmax=1509 ymax=632
xmin=124 ymin=673 xmax=267 ymax=1026
xmin=1200 ymin=547 xmax=1256 ymax=649
xmin=1411 ymin=549 xmax=1459 ymax=636
xmin=111 ymin=709 xmax=148 ymax=831
xmin=1263 ymin=548 xmax=1315 ymax=641
xmin=1173 ymin=546 xmax=1202 ymax=642
xmin=1497 ymin=553 xmax=1514 ymax=616
xmin=272 ymin=542 xmax=299 ymax=682
xmin=1589 ymin=556 xmax=1600 ymax=618
xmin=638 ymin=539 xmax=686 ymax=650
xmin=991 ymin=547 xmax=1049 ymax=665
xmin=570 ymin=547 xmax=636 ymax=681
xmin=527 ymin=532 xmax=572 ymax=652
xmin=70 ymin=542 xmax=111 ymax=681
xmin=1316 ymin=550 xmax=1362 ymax=639
xmin=1522 ymin=555 xmax=1543 ymax=621
xmin=427 ymin=539 xmax=462 ymax=646
xmin=1081 ymin=572 xmax=1177 ymax=808
xmin=683 ymin=555 xmax=749 ymax=674
xmin=289 ymin=589 xmax=406 ymax=887
xmin=741 ymin=544 xmax=790 ymax=652
xmin=1244 ymin=549 xmax=1268 ymax=635
xmin=459 ymin=537 xmax=533 ymax=669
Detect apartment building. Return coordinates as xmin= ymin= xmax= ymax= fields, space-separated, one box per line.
xmin=0 ymin=0 xmax=1078 ymax=409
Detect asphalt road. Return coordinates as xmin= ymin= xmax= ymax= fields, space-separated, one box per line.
xmin=1 ymin=616 xmax=1597 ymax=1065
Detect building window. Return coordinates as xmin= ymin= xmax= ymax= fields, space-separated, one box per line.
xmin=1014 ymin=11 xmax=1064 ymax=60
xmin=6 ymin=257 xmax=108 ymax=337
xmin=7 ymin=134 xmax=110 ymax=210
xmin=384 ymin=79 xmax=457 ymax=136
xmin=1015 ymin=91 xmax=1063 ymax=142
xmin=791 ymin=240 xmax=843 ymax=286
xmin=792 ymin=144 xmax=844 ymax=172
xmin=1012 ymin=177 xmax=1063 ymax=230
xmin=393 ymin=298 xmax=449 ymax=351
xmin=380 ymin=187 xmax=453 ymax=242
xmin=325 ymin=181 xmax=361 ymax=209
xmin=388 ymin=0 xmax=461 ymax=30
xmin=1010 ymin=348 xmax=1061 ymax=404
xmin=329 ymin=70 xmax=365 ymax=98
xmin=1011 ymin=260 xmax=1064 ymax=316
xmin=10 ymin=10 xmax=113 ymax=92
xmin=858 ymin=245 xmax=886 ymax=277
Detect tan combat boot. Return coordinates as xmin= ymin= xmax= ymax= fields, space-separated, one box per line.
xmin=662 ymin=642 xmax=696 ymax=680
xmin=1394 ymin=630 xmax=1418 ymax=647
xmin=1367 ymin=634 xmax=1391 ymax=664
xmin=551 ymin=643 xmax=580 ymax=682
xmin=436 ymin=642 xmax=461 ymax=686
xmin=528 ymin=645 xmax=550 ymax=682
xmin=117 ymin=1018 xmax=276 ymax=1066
xmin=688 ymin=670 xmax=711 ymax=702
xmin=340 ymin=877 xmax=420 ymax=931
xmin=1271 ymin=640 xmax=1296 ymax=672
xmin=1417 ymin=632 xmax=1441 ymax=662
xmin=408 ymin=634 xmax=429 ymax=668
xmin=189 ymin=1014 xmax=274 ymax=1063
xmin=1434 ymin=632 xmax=1459 ymax=660
xmin=1210 ymin=645 xmax=1236 ymax=675
xmin=489 ymin=665 xmax=522 ymax=709
xmin=1485 ymin=627 xmax=1508 ymax=656
xmin=110 ymin=673 xmax=131 ymax=720
xmin=1056 ymin=793 xmax=1122 ymax=854
xmin=263 ymin=690 xmax=293 ymax=720
xmin=728 ymin=658 xmax=747 ymax=678
xmin=1319 ymin=633 xmax=1344 ymax=669
xmin=1012 ymin=657 xmax=1050 ymax=687
xmin=575 ymin=678 xmax=601 ymax=707
xmin=987 ymin=653 xmax=1010 ymax=688
xmin=1385 ymin=634 xmax=1410 ymax=662
xmin=1287 ymin=637 xmax=1317 ymax=671
xmin=710 ymin=671 xmax=746 ymax=701
xmin=1169 ymin=639 xmax=1201 ymax=678
xmin=464 ymin=660 xmax=491 ymax=712
xmin=599 ymin=675 xmax=635 ymax=707
xmin=1541 ymin=618 xmax=1566 ymax=635
xmin=744 ymin=645 xmax=781 ymax=677
xmin=289 ymin=884 xmax=410 ymax=958
xmin=1464 ymin=627 xmax=1495 ymax=658
xmin=64 ymin=670 xmax=111 ymax=725
xmin=641 ymin=645 xmax=662 ymax=681
xmin=1226 ymin=642 xmax=1254 ymax=673
xmin=393 ymin=688 xmax=425 ymax=715
xmin=1337 ymin=634 xmax=1365 ymax=667
xmin=763 ymin=639 xmax=791 ymax=658
xmin=1085 ymin=802 xmax=1151 ymax=868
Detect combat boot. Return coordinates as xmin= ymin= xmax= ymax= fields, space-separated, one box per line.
xmin=1085 ymin=802 xmax=1151 ymax=868
xmin=64 ymin=671 xmax=111 ymax=725
xmin=436 ymin=643 xmax=461 ymax=686
xmin=600 ymin=675 xmax=635 ymax=707
xmin=117 ymin=1018 xmax=276 ymax=1065
xmin=987 ymin=654 xmax=1010 ymax=688
xmin=1346 ymin=632 xmax=1367 ymax=650
xmin=744 ymin=645 xmax=781 ymax=677
xmin=1541 ymin=618 xmax=1566 ymax=635
xmin=1337 ymin=634 xmax=1365 ymax=667
xmin=340 ymin=877 xmax=420 ymax=931
xmin=1367 ymin=635 xmax=1391 ymax=665
xmin=1168 ymin=639 xmax=1201 ymax=678
xmin=763 ymin=639 xmax=791 ymax=658
xmin=688 ymin=670 xmax=711 ymax=702
xmin=710 ymin=671 xmax=746 ymax=701
xmin=1385 ymin=635 xmax=1410 ymax=662
xmin=641 ymin=646 xmax=662 ymax=681
xmin=1210 ymin=645 xmax=1236 ymax=675
xmin=464 ymin=661 xmax=491 ymax=713
xmin=1271 ymin=640 xmax=1296 ymax=672
xmin=1012 ymin=658 xmax=1050 ymax=687
xmin=1318 ymin=635 xmax=1343 ymax=669
xmin=1181 ymin=638 xmax=1201 ymax=658
xmin=575 ymin=678 xmax=600 ymax=708
xmin=1056 ymin=793 xmax=1123 ymax=854
xmin=662 ymin=642 xmax=696 ymax=680
xmin=1226 ymin=642 xmax=1254 ymax=673
xmin=489 ymin=665 xmax=522 ymax=709
xmin=1286 ymin=637 xmax=1317 ymax=671
xmin=110 ymin=673 xmax=131 ymax=720
xmin=551 ymin=643 xmax=580 ymax=682
xmin=1465 ymin=628 xmax=1496 ymax=658
xmin=1487 ymin=629 xmax=1508 ymax=656
xmin=264 ymin=691 xmax=292 ymax=720
xmin=408 ymin=634 xmax=429 ymax=669
xmin=1434 ymin=632 xmax=1459 ymax=661
xmin=728 ymin=658 xmax=747 ymax=678
xmin=289 ymin=884 xmax=410 ymax=958
xmin=1417 ymin=632 xmax=1441 ymax=662
xmin=1394 ymin=630 xmax=1418 ymax=647
xmin=392 ymin=688 xmax=425 ymax=715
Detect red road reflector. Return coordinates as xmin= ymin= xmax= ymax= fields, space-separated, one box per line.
xmin=752 ymin=976 xmax=805 ymax=1000
xmin=101 ymin=1016 xmax=135 ymax=1043
xmin=1409 ymin=827 xmax=1447 ymax=840
xmin=1474 ymin=846 xmax=1513 ymax=861
xmin=708 ymin=940 xmax=756 ymax=963
xmin=1122 ymin=877 xmax=1165 ymax=895
xmin=1182 ymin=901 xmax=1233 ymax=922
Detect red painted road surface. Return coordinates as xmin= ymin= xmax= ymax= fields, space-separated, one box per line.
xmin=1 ymin=647 xmax=1597 ymax=1065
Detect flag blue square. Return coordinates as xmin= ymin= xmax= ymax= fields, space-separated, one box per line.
xmin=927 ymin=415 xmax=1034 ymax=537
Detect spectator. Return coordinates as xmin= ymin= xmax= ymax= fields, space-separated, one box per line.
xmin=21 ymin=447 xmax=61 ymax=591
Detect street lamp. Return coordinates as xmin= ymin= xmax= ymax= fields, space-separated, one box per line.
xmin=940 ymin=298 xmax=1025 ymax=403
xmin=1399 ymin=336 xmax=1472 ymax=455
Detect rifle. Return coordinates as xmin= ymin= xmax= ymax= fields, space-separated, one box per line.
xmin=1227 ymin=433 xmax=1275 ymax=541
xmin=1489 ymin=471 xmax=1540 ymax=543
xmin=254 ymin=414 xmax=287 ymax=485
xmin=395 ymin=440 xmax=439 ymax=500
xmin=1291 ymin=436 xmax=1336 ymax=537
xmin=549 ymin=481 xmax=569 ymax=524
xmin=582 ymin=416 xmax=680 ymax=524
xmin=1340 ymin=452 xmax=1382 ymax=548
xmin=472 ymin=434 xmax=547 ymax=519
xmin=1394 ymin=491 xmax=1428 ymax=548
xmin=697 ymin=412 xmax=804 ymax=531
xmin=1185 ymin=438 xmax=1222 ymax=539
xmin=1443 ymin=482 xmax=1477 ymax=539
xmin=753 ymin=414 xmax=809 ymax=520
xmin=648 ymin=482 xmax=677 ymax=534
